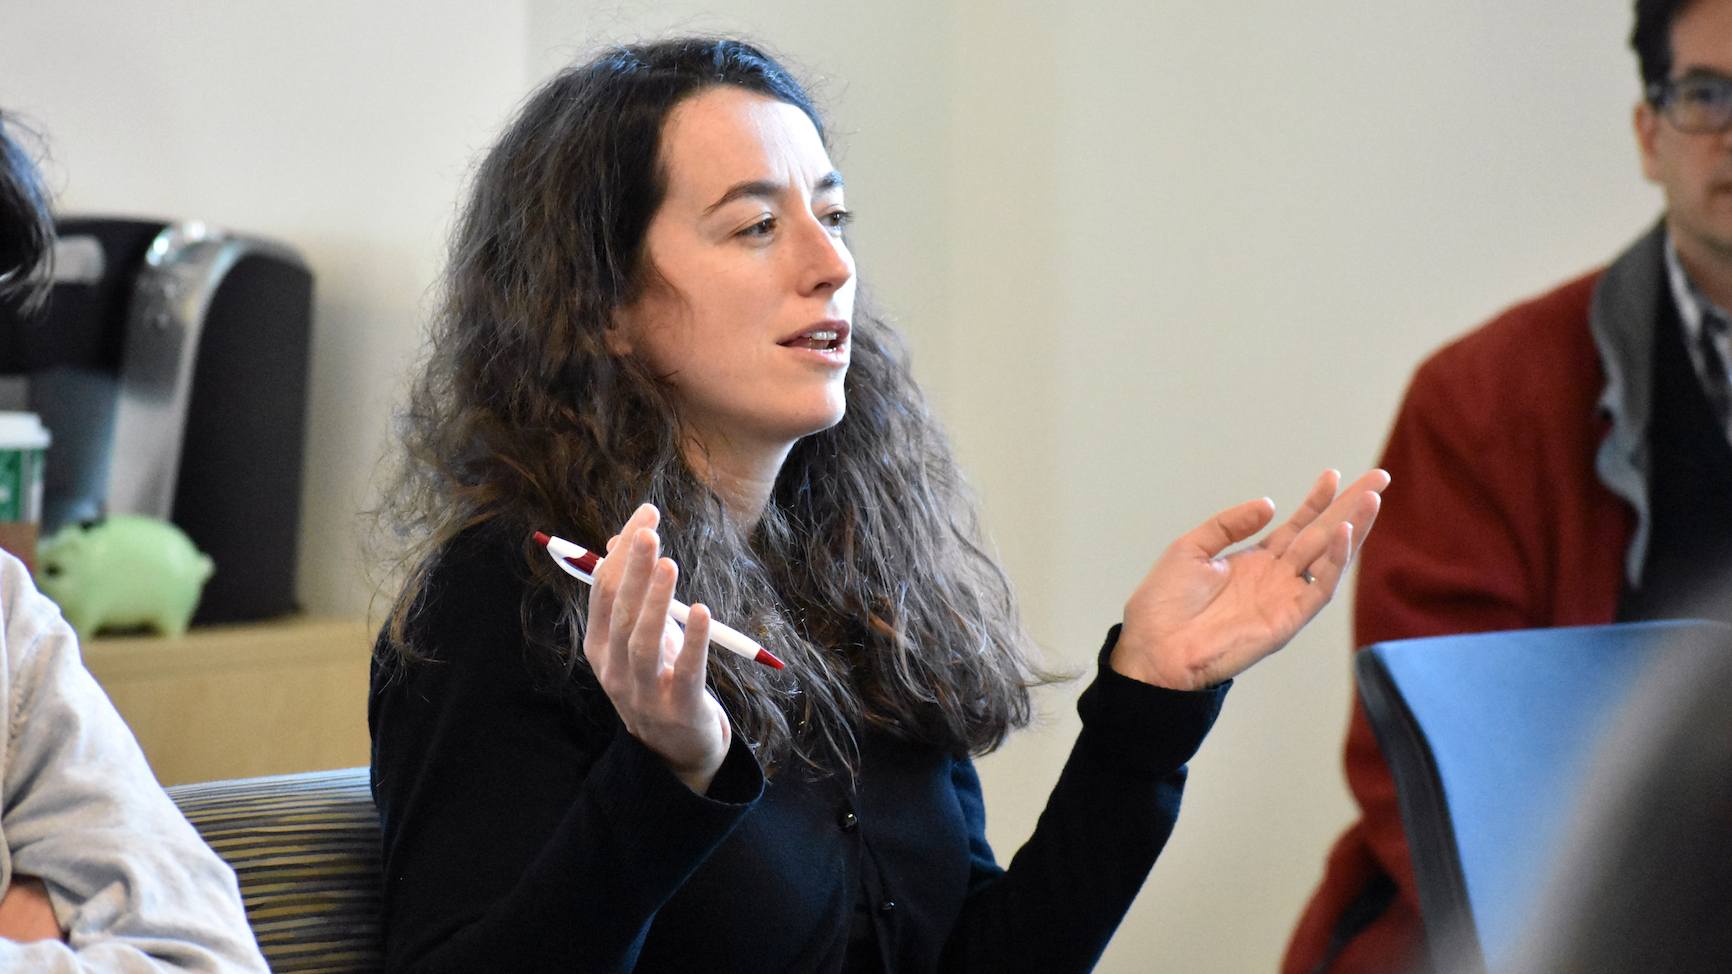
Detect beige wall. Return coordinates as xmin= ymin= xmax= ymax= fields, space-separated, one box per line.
xmin=961 ymin=3 xmax=1656 ymax=970
xmin=1 ymin=0 xmax=1660 ymax=969
xmin=0 ymin=0 xmax=531 ymax=616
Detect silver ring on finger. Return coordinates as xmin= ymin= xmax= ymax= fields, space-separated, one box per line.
xmin=1301 ymin=569 xmax=1316 ymax=584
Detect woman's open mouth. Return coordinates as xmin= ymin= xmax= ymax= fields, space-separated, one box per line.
xmin=781 ymin=329 xmax=843 ymax=350
xmin=779 ymin=321 xmax=849 ymax=351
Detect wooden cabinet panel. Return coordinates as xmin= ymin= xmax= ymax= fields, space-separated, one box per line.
xmin=83 ymin=616 xmax=376 ymax=786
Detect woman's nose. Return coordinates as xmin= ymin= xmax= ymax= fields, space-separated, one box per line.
xmin=796 ymin=217 xmax=853 ymax=295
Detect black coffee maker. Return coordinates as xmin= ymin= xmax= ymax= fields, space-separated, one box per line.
xmin=0 ymin=217 xmax=314 ymax=624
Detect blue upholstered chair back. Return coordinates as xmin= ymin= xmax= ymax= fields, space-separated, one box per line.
xmin=1353 ymin=619 xmax=1732 ymax=974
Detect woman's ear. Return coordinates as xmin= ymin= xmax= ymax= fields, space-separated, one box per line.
xmin=603 ymin=309 xmax=635 ymax=356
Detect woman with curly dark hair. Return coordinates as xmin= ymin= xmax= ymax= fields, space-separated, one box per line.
xmin=370 ymin=37 xmax=1386 ymax=974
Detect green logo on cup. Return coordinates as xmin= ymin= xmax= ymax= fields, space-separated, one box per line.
xmin=0 ymin=412 xmax=52 ymax=570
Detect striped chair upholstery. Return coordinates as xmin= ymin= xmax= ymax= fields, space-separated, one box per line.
xmin=167 ymin=767 xmax=382 ymax=974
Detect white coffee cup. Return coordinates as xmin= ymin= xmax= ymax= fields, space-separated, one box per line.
xmin=0 ymin=412 xmax=51 ymax=572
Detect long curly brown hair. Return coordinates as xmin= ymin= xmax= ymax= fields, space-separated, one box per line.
xmin=383 ymin=37 xmax=1050 ymax=777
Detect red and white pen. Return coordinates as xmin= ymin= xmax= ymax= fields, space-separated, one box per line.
xmin=532 ymin=531 xmax=785 ymax=670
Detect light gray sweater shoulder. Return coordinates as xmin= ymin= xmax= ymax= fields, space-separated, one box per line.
xmin=0 ymin=552 xmax=267 ymax=973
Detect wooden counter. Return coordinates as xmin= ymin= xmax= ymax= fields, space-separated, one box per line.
xmin=83 ymin=615 xmax=376 ymax=786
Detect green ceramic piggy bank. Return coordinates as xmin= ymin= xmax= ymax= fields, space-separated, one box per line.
xmin=36 ymin=514 xmax=215 ymax=639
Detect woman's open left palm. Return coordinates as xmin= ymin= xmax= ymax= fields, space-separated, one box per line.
xmin=1111 ymin=469 xmax=1389 ymax=690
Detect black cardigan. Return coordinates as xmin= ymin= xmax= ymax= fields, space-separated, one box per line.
xmin=369 ymin=528 xmax=1228 ymax=973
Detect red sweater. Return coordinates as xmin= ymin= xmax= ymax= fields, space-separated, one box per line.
xmin=1282 ymin=269 xmax=1637 ymax=974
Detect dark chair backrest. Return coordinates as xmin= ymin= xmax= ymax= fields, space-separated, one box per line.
xmin=167 ymin=766 xmax=382 ymax=974
xmin=1354 ymin=619 xmax=1732 ymax=974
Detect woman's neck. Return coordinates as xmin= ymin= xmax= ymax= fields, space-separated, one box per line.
xmin=683 ymin=433 xmax=791 ymax=532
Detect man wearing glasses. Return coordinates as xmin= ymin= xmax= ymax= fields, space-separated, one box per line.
xmin=1283 ymin=1 xmax=1732 ymax=972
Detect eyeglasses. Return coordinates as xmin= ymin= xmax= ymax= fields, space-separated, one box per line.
xmin=1648 ymin=72 xmax=1732 ymax=134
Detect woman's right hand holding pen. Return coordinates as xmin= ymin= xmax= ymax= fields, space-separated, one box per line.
xmin=583 ymin=503 xmax=732 ymax=795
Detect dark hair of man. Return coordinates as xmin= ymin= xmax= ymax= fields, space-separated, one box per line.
xmin=0 ymin=112 xmax=53 ymax=310
xmin=382 ymin=37 xmax=1051 ymax=777
xmin=1633 ymin=0 xmax=1701 ymax=94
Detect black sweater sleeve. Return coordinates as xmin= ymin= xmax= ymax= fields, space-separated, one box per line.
xmin=936 ymin=625 xmax=1228 ymax=973
xmin=368 ymin=532 xmax=763 ymax=974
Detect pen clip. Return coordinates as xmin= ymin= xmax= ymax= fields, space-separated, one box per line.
xmin=549 ymin=550 xmax=595 ymax=585
xmin=534 ymin=532 xmax=599 ymax=584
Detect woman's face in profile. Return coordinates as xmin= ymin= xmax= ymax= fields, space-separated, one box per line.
xmin=615 ymin=85 xmax=856 ymax=461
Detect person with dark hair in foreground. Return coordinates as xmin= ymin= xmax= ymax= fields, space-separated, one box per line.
xmin=0 ymin=117 xmax=53 ymax=307
xmin=369 ymin=37 xmax=1387 ymax=974
xmin=1505 ymin=624 xmax=1732 ymax=974
xmin=0 ymin=112 xmax=268 ymax=971
xmin=1285 ymin=1 xmax=1732 ymax=971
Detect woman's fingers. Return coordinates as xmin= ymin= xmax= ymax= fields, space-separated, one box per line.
xmin=574 ymin=504 xmax=728 ymax=793
xmin=1345 ymin=469 xmax=1390 ymax=548
xmin=1182 ymin=496 xmax=1278 ymax=560
xmin=1114 ymin=469 xmax=1389 ymax=691
xmin=584 ymin=503 xmax=662 ymax=675
xmin=607 ymin=529 xmax=658 ymax=670
xmin=675 ymin=603 xmax=714 ymax=696
xmin=594 ymin=504 xmax=658 ymax=583
xmin=1260 ymin=469 xmax=1340 ymax=556
xmin=1283 ymin=470 xmax=1388 ymax=578
xmin=582 ymin=571 xmax=615 ymax=664
xmin=1293 ymin=521 xmax=1355 ymax=598
xmin=629 ymin=556 xmax=680 ymax=687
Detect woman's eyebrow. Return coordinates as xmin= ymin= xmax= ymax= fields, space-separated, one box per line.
xmin=703 ymin=171 xmax=845 ymax=215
